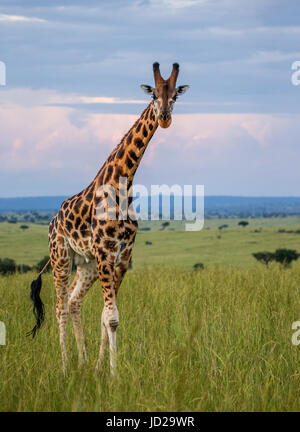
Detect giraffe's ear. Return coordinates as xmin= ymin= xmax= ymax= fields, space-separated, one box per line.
xmin=140 ymin=85 xmax=154 ymax=95
xmin=175 ymin=85 xmax=190 ymax=96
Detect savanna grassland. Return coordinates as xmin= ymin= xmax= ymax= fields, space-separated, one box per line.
xmin=1 ymin=217 xmax=300 ymax=269
xmin=1 ymin=218 xmax=300 ymax=411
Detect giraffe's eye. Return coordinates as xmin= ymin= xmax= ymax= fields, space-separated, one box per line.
xmin=152 ymin=94 xmax=158 ymax=100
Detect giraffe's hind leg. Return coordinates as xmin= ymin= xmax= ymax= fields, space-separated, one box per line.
xmin=68 ymin=260 xmax=98 ymax=366
xmin=97 ymin=308 xmax=108 ymax=368
xmin=49 ymin=229 xmax=73 ymax=375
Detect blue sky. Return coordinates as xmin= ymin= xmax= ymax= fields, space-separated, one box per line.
xmin=0 ymin=0 xmax=300 ymax=197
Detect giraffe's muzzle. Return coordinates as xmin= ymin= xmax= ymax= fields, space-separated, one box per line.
xmin=159 ymin=112 xmax=172 ymax=128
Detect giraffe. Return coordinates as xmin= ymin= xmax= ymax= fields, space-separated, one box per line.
xmin=28 ymin=62 xmax=189 ymax=374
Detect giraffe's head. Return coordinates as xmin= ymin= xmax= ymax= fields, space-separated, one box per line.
xmin=141 ymin=62 xmax=189 ymax=128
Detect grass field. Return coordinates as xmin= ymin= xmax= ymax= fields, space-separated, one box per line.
xmin=1 ymin=266 xmax=300 ymax=411
xmin=1 ymin=217 xmax=300 ymax=269
xmin=1 ymin=218 xmax=300 ymax=411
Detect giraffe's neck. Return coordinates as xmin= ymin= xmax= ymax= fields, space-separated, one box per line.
xmin=96 ymin=102 xmax=159 ymax=191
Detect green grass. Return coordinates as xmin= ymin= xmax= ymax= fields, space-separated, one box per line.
xmin=1 ymin=219 xmax=300 ymax=269
xmin=0 ymin=223 xmax=48 ymax=266
xmin=1 ymin=218 xmax=300 ymax=411
xmin=1 ymin=265 xmax=300 ymax=411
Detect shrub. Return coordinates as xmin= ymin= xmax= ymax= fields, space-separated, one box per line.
xmin=17 ymin=264 xmax=32 ymax=273
xmin=0 ymin=258 xmax=16 ymax=275
xmin=252 ymin=249 xmax=300 ymax=268
xmin=274 ymin=249 xmax=300 ymax=268
xmin=20 ymin=225 xmax=29 ymax=230
xmin=252 ymin=251 xmax=274 ymax=267
xmin=36 ymin=256 xmax=51 ymax=273
xmin=238 ymin=220 xmax=249 ymax=228
xmin=193 ymin=263 xmax=204 ymax=271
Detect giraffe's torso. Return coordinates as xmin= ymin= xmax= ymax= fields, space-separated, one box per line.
xmin=49 ymin=180 xmax=138 ymax=268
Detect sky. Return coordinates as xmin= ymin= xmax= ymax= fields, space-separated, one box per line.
xmin=0 ymin=0 xmax=300 ymax=197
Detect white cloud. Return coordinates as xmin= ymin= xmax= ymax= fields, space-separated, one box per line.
xmin=149 ymin=0 xmax=208 ymax=9
xmin=248 ymin=50 xmax=300 ymax=64
xmin=50 ymin=95 xmax=147 ymax=105
xmin=1 ymin=87 xmax=300 ymax=196
xmin=180 ymin=25 xmax=300 ymax=41
xmin=0 ymin=87 xmax=147 ymax=107
xmin=0 ymin=14 xmax=46 ymax=23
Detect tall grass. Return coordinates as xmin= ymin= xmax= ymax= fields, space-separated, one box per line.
xmin=1 ymin=265 xmax=300 ymax=411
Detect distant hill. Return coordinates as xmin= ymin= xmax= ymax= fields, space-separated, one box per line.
xmin=0 ymin=196 xmax=66 ymax=212
xmin=204 ymin=196 xmax=300 ymax=218
xmin=1 ymin=195 xmax=300 ymax=218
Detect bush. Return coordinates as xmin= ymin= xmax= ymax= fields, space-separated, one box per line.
xmin=274 ymin=249 xmax=300 ymax=268
xmin=252 ymin=251 xmax=274 ymax=267
xmin=252 ymin=249 xmax=300 ymax=268
xmin=0 ymin=258 xmax=16 ymax=275
xmin=238 ymin=220 xmax=249 ymax=228
xmin=20 ymin=225 xmax=29 ymax=230
xmin=193 ymin=263 xmax=204 ymax=271
xmin=17 ymin=264 xmax=32 ymax=273
xmin=36 ymin=256 xmax=51 ymax=273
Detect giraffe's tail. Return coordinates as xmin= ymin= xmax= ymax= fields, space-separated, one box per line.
xmin=27 ymin=258 xmax=51 ymax=338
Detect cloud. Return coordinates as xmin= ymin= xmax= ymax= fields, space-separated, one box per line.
xmin=149 ymin=0 xmax=208 ymax=9
xmin=1 ymin=0 xmax=299 ymax=114
xmin=247 ymin=50 xmax=300 ymax=64
xmin=0 ymin=14 xmax=46 ymax=23
xmin=181 ymin=25 xmax=300 ymax=40
xmin=0 ymin=87 xmax=147 ymax=107
xmin=50 ymin=95 xmax=148 ymax=105
xmin=1 ymin=1 xmax=300 ymax=196
xmin=1 ymin=87 xmax=300 ymax=197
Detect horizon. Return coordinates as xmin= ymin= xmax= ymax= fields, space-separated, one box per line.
xmin=2 ymin=194 xmax=300 ymax=200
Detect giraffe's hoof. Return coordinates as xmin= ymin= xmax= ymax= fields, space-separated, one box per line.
xmin=109 ymin=319 xmax=119 ymax=331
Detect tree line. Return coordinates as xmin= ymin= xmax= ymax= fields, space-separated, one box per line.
xmin=0 ymin=256 xmax=50 ymax=275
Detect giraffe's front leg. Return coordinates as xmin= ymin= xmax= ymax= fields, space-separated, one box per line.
xmin=98 ymin=292 xmax=119 ymax=375
xmin=96 ymin=249 xmax=134 ymax=374
xmin=103 ymin=302 xmax=119 ymax=374
xmin=95 ymin=241 xmax=119 ymax=375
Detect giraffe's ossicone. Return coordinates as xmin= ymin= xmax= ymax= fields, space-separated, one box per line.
xmin=28 ymin=62 xmax=189 ymax=375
